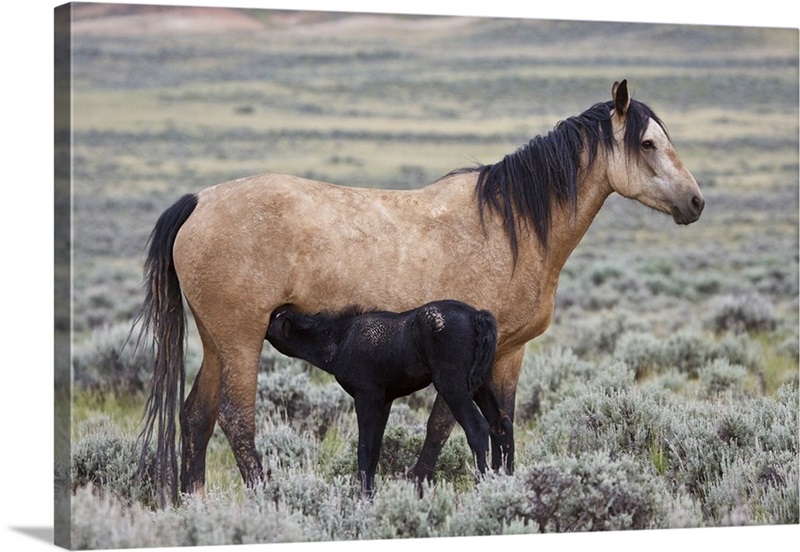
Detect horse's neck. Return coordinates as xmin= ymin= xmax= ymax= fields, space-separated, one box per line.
xmin=503 ymin=164 xmax=612 ymax=342
xmin=543 ymin=168 xmax=613 ymax=273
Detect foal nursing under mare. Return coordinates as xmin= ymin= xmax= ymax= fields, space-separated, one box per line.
xmin=136 ymin=80 xmax=704 ymax=505
xmin=266 ymin=300 xmax=513 ymax=495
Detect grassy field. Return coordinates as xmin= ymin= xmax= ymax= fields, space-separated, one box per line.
xmin=60 ymin=5 xmax=798 ymax=549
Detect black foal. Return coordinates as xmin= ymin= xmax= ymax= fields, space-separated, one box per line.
xmin=265 ymin=299 xmax=513 ymax=495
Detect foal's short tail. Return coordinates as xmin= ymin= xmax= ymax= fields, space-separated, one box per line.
xmin=468 ymin=310 xmax=498 ymax=394
xmin=134 ymin=193 xmax=198 ymax=507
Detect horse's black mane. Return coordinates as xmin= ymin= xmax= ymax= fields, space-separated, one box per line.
xmin=453 ymin=98 xmax=667 ymax=262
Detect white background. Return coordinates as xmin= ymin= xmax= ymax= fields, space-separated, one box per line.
xmin=1 ymin=1 xmax=797 ymax=551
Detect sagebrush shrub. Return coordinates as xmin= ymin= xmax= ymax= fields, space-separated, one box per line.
xmin=699 ymin=358 xmax=753 ymax=400
xmin=706 ymin=292 xmax=777 ymax=333
xmin=261 ymin=466 xmax=362 ymax=532
xmin=700 ymin=449 xmax=799 ymax=525
xmin=660 ymin=330 xmax=715 ymax=378
xmin=375 ymin=424 xmax=426 ymax=479
xmin=456 ymin=453 xmax=673 ymax=534
xmin=300 ymin=475 xmax=371 ymax=540
xmin=661 ymin=384 xmax=799 ymax=524
xmin=639 ymin=368 xmax=690 ymax=395
xmin=255 ymin=364 xmax=351 ymax=438
xmin=714 ymin=331 xmax=764 ymax=372
xmin=516 ymin=346 xmax=592 ymax=422
xmin=508 ymin=452 xmax=670 ymax=532
xmin=567 ymin=311 xmax=638 ymax=358
xmin=71 ymin=415 xmax=155 ymax=506
xmin=530 ymin=366 xmax=663 ymax=462
xmin=756 ymin=455 xmax=800 ymax=526
xmin=73 ymin=323 xmax=154 ymax=393
xmin=614 ymin=327 xmax=762 ymax=381
xmin=613 ymin=331 xmax=664 ymax=379
xmin=256 ymin=418 xmax=320 ymax=470
xmin=360 ymin=478 xmax=458 ymax=540
xmin=776 ymin=334 xmax=800 ymax=362
xmin=449 ymin=472 xmax=533 ymax=536
xmin=324 ymin=404 xmax=473 ymax=488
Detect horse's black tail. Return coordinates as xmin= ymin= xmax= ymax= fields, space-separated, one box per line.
xmin=468 ymin=309 xmax=498 ymax=395
xmin=134 ymin=193 xmax=198 ymax=508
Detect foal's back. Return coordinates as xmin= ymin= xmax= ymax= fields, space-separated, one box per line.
xmin=411 ymin=300 xmax=490 ymax=358
xmin=342 ymin=300 xmax=490 ymax=362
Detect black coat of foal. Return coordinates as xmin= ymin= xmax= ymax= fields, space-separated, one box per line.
xmin=266 ymin=299 xmax=513 ymax=495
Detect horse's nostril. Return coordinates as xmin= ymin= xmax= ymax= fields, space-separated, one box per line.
xmin=692 ymin=195 xmax=705 ymax=213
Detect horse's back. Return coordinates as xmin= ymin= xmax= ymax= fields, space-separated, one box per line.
xmin=173 ymin=173 xmax=486 ymax=324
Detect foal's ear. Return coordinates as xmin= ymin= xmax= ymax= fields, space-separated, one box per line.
xmin=612 ymin=79 xmax=630 ymax=118
xmin=272 ymin=309 xmax=298 ymax=332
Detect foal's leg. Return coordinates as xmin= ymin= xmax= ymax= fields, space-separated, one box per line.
xmin=411 ymin=392 xmax=456 ymax=488
xmin=412 ymin=352 xmax=523 ymax=485
xmin=429 ymin=361 xmax=491 ymax=475
xmin=217 ymin=344 xmax=267 ymax=489
xmin=439 ymin=394 xmax=491 ymax=475
xmin=354 ymin=394 xmax=392 ymax=497
xmin=473 ymin=384 xmax=513 ymax=474
xmin=180 ymin=314 xmax=222 ymax=496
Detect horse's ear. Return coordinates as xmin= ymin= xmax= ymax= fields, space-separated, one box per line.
xmin=612 ymin=79 xmax=630 ymax=118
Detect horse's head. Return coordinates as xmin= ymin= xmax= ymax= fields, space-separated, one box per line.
xmin=606 ymin=79 xmax=704 ymax=225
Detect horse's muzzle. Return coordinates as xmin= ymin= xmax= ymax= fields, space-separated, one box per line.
xmin=671 ymin=194 xmax=704 ymax=225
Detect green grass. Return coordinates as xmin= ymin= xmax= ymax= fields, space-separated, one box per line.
xmin=72 ymin=390 xmax=146 ymax=437
xmin=754 ymin=333 xmax=800 ymax=394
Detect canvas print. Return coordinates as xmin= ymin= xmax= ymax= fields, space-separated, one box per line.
xmin=54 ymin=2 xmax=799 ymax=550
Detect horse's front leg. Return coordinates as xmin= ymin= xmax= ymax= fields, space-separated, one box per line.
xmin=354 ymin=395 xmax=392 ymax=497
xmin=488 ymin=348 xmax=524 ymax=472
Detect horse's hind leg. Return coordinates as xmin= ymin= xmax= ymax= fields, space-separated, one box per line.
xmin=181 ymin=313 xmax=222 ymax=496
xmin=217 ymin=344 xmax=266 ymax=489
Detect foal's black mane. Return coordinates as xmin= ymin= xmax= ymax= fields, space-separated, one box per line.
xmin=453 ymin=98 xmax=667 ymax=261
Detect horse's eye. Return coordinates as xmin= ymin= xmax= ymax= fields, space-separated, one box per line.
xmin=641 ymin=140 xmax=655 ymax=150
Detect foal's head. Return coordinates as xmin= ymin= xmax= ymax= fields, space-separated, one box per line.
xmin=266 ymin=305 xmax=342 ymax=366
xmin=605 ymin=79 xmax=705 ymax=225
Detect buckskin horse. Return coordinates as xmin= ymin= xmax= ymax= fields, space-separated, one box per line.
xmin=266 ymin=300 xmax=513 ymax=496
xmin=136 ymin=80 xmax=704 ymax=505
